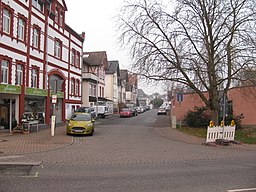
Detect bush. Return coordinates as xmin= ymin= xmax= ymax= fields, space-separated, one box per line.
xmin=183 ymin=106 xmax=211 ymax=128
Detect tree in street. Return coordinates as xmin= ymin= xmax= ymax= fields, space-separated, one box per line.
xmin=117 ymin=0 xmax=256 ymax=123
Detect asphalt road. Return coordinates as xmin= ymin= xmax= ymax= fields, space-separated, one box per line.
xmin=0 ymin=110 xmax=256 ymax=192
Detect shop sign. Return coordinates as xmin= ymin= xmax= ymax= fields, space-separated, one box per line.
xmin=0 ymin=84 xmax=21 ymax=94
xmin=50 ymin=91 xmax=64 ymax=98
xmin=26 ymin=87 xmax=48 ymax=96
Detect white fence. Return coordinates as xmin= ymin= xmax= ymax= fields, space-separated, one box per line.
xmin=206 ymin=126 xmax=236 ymax=143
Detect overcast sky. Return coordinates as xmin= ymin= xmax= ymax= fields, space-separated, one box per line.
xmin=65 ymin=0 xmax=164 ymax=95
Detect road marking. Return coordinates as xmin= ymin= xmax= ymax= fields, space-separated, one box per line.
xmin=228 ymin=188 xmax=256 ymax=192
xmin=21 ymin=172 xmax=39 ymax=178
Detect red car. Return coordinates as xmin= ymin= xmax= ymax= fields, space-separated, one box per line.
xmin=120 ymin=108 xmax=133 ymax=118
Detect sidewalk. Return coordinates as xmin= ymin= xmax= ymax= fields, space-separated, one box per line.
xmin=0 ymin=125 xmax=73 ymax=158
xmin=153 ymin=115 xmax=256 ymax=151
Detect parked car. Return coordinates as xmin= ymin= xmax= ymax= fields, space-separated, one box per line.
xmin=120 ymin=108 xmax=133 ymax=118
xmin=75 ymin=107 xmax=97 ymax=119
xmin=157 ymin=107 xmax=167 ymax=115
xmin=130 ymin=107 xmax=138 ymax=116
xmin=92 ymin=106 xmax=109 ymax=118
xmin=66 ymin=113 xmax=95 ymax=136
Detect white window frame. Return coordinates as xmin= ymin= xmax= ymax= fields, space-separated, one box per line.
xmin=32 ymin=0 xmax=44 ymax=12
xmin=31 ymin=68 xmax=38 ymax=88
xmin=33 ymin=28 xmax=39 ymax=48
xmin=55 ymin=41 xmax=61 ymax=58
xmin=71 ymin=79 xmax=75 ymax=95
xmin=18 ymin=18 xmax=25 ymax=40
xmin=71 ymin=50 xmax=75 ymax=65
xmin=89 ymin=83 xmax=96 ymax=97
xmin=75 ymin=80 xmax=79 ymax=96
xmin=3 ymin=9 xmax=11 ymax=34
xmin=16 ymin=64 xmax=23 ymax=85
xmin=1 ymin=60 xmax=9 ymax=84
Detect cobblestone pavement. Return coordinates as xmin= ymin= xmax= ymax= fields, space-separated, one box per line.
xmin=0 ymin=111 xmax=255 ymax=166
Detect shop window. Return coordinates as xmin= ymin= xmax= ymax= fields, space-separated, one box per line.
xmin=1 ymin=60 xmax=10 ymax=84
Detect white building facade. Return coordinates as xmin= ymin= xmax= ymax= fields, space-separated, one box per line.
xmin=0 ymin=0 xmax=84 ymax=130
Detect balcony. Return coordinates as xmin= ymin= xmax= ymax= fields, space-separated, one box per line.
xmin=82 ymin=73 xmax=98 ymax=82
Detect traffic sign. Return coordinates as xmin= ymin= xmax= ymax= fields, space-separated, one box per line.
xmin=52 ymin=95 xmax=57 ymax=104
xmin=177 ymin=93 xmax=183 ymax=102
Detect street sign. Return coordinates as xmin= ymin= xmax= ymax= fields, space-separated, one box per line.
xmin=52 ymin=95 xmax=57 ymax=104
xmin=177 ymin=93 xmax=183 ymax=102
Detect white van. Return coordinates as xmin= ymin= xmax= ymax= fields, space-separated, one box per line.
xmin=93 ymin=106 xmax=109 ymax=118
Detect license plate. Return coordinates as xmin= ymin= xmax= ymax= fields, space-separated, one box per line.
xmin=74 ymin=130 xmax=84 ymax=133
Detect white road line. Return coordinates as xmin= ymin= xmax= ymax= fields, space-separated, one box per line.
xmin=228 ymin=188 xmax=256 ymax=192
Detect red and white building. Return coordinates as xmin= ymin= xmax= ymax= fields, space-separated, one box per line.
xmin=0 ymin=0 xmax=84 ymax=130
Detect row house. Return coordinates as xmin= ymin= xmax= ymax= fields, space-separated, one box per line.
xmin=82 ymin=52 xmax=138 ymax=113
xmin=0 ymin=0 xmax=84 ymax=130
xmin=82 ymin=51 xmax=109 ymax=107
xmin=105 ymin=60 xmax=121 ymax=113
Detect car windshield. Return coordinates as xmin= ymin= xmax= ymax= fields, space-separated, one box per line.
xmin=71 ymin=114 xmax=91 ymax=121
xmin=75 ymin=107 xmax=89 ymax=113
xmin=122 ymin=108 xmax=129 ymax=111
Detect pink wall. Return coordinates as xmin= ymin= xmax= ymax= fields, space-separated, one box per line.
xmin=172 ymin=87 xmax=256 ymax=126
xmin=229 ymin=87 xmax=256 ymax=126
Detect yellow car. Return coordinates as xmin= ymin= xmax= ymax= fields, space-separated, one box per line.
xmin=66 ymin=113 xmax=95 ymax=136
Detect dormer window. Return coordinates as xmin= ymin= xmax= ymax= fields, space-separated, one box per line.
xmin=32 ymin=0 xmax=44 ymax=12
xmin=55 ymin=8 xmax=59 ymax=23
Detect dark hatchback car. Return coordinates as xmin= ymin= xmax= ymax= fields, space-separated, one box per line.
xmin=130 ymin=107 xmax=138 ymax=116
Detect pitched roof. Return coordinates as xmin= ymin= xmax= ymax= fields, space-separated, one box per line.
xmin=120 ymin=69 xmax=128 ymax=81
xmin=83 ymin=51 xmax=108 ymax=66
xmin=106 ymin=61 xmax=120 ymax=75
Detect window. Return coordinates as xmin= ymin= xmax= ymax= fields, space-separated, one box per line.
xmin=55 ymin=9 xmax=59 ymax=23
xmin=71 ymin=49 xmax=75 ymax=65
xmin=75 ymin=79 xmax=79 ymax=96
xmin=55 ymin=39 xmax=62 ymax=58
xmin=32 ymin=0 xmax=44 ymax=12
xmin=3 ymin=9 xmax=11 ymax=34
xmin=18 ymin=17 xmax=25 ymax=41
xmin=76 ymin=52 xmax=80 ymax=68
xmin=60 ymin=12 xmax=63 ymax=27
xmin=31 ymin=68 xmax=38 ymax=88
xmin=1 ymin=60 xmax=9 ymax=84
xmin=101 ymin=87 xmax=104 ymax=97
xmin=89 ymin=83 xmax=96 ymax=97
xmin=71 ymin=78 xmax=75 ymax=95
xmin=16 ymin=64 xmax=23 ymax=85
xmin=33 ymin=26 xmax=40 ymax=49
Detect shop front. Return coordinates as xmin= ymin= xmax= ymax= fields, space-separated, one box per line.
xmin=0 ymin=84 xmax=20 ymax=132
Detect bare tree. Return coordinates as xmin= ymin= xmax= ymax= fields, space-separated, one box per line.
xmin=117 ymin=0 xmax=256 ymax=122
